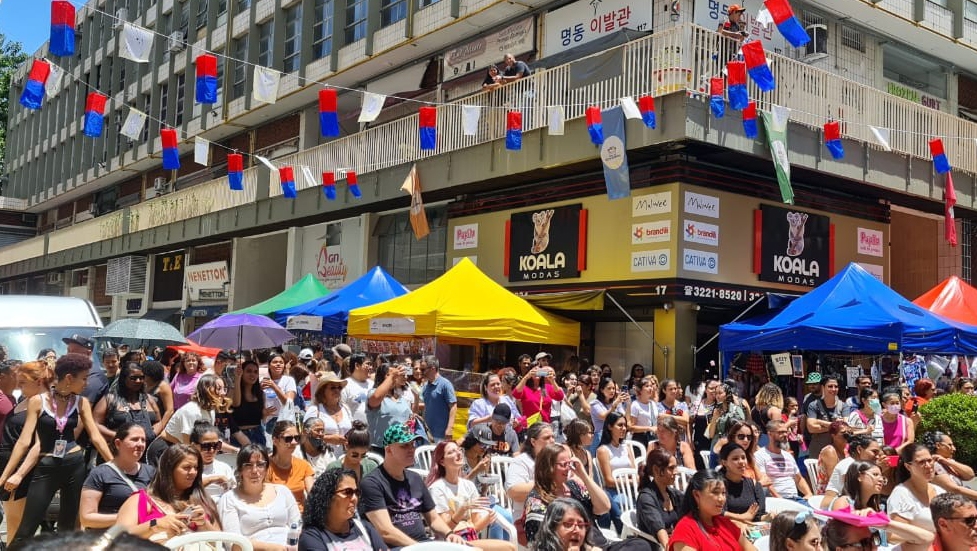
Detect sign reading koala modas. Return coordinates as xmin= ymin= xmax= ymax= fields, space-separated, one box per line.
xmin=758 ymin=204 xmax=830 ymax=287
xmin=507 ymin=204 xmax=584 ymax=282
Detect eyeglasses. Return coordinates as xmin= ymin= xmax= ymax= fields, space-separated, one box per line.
xmin=242 ymin=461 xmax=268 ymax=470
xmin=735 ymin=433 xmax=753 ymax=441
xmin=948 ymin=516 xmax=977 ymax=528
xmin=335 ymin=487 xmax=361 ymax=499
xmin=128 ymin=375 xmax=145 ymax=381
xmin=559 ymin=521 xmax=589 ymax=531
xmin=838 ymin=531 xmax=882 ymax=549
xmin=279 ymin=435 xmax=300 ymax=444
xmin=199 ymin=442 xmax=222 ymax=452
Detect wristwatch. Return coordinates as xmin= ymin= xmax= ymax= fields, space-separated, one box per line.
xmin=149 ymin=519 xmax=158 ymax=529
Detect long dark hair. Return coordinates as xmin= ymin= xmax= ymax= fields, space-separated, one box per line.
xmin=842 ymin=460 xmax=883 ymax=511
xmin=303 ymin=467 xmax=359 ymax=530
xmin=151 ymin=444 xmax=218 ymax=522
xmin=596 ymin=377 xmax=616 ymax=406
xmin=520 ymin=422 xmax=553 ymax=458
xmin=640 ymin=448 xmax=674 ymax=491
xmin=896 ymin=442 xmax=928 ymax=483
xmin=533 ymin=444 xmax=568 ymax=504
xmin=240 ymin=360 xmax=264 ymax=407
xmin=599 ymin=411 xmax=626 ymax=447
xmin=681 ymin=469 xmax=725 ymax=521
xmin=532 ymin=498 xmax=593 ymax=551
xmin=116 ymin=361 xmax=147 ymax=402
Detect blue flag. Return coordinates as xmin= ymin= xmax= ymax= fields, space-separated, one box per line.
xmin=600 ymin=107 xmax=630 ymax=200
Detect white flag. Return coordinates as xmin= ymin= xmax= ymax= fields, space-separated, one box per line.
xmin=252 ymin=67 xmax=281 ymax=104
xmin=119 ymin=23 xmax=154 ymax=63
xmin=619 ymin=97 xmax=641 ymax=120
xmin=194 ymin=137 xmax=210 ymax=166
xmin=46 ymin=63 xmax=63 ymax=98
xmin=462 ymin=106 xmax=481 ymax=136
xmin=254 ymin=155 xmax=278 ymax=172
xmin=869 ymin=126 xmax=892 ymax=152
xmin=300 ymin=166 xmax=317 ymax=189
xmin=358 ymin=92 xmax=385 ymax=123
xmin=120 ymin=108 xmax=147 ymax=140
xmin=755 ymin=8 xmax=774 ymax=28
xmin=547 ymin=106 xmax=565 ymax=135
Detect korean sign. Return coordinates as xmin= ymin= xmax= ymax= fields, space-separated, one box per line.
xmin=543 ymin=0 xmax=652 ymax=56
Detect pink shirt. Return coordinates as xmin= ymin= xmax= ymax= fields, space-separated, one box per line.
xmin=171 ymin=372 xmax=202 ymax=410
xmin=512 ymin=383 xmax=564 ymax=422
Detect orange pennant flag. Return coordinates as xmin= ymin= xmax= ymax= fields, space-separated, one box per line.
xmin=400 ymin=164 xmax=430 ymax=240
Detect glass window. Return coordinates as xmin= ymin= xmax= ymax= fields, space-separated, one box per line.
xmin=346 ymin=0 xmax=368 ymax=43
xmin=238 ymin=0 xmax=251 ymax=12
xmin=374 ymin=207 xmax=447 ymax=285
xmin=175 ymin=73 xmax=185 ymax=126
xmin=258 ymin=21 xmax=273 ymax=67
xmin=232 ymin=35 xmax=249 ymax=99
xmin=196 ymin=0 xmax=208 ymax=29
xmin=217 ymin=0 xmax=228 ymax=26
xmin=381 ymin=0 xmax=407 ymax=27
xmin=159 ymin=83 xmax=169 ymax=126
xmin=141 ymin=94 xmax=151 ymax=141
xmin=313 ymin=0 xmax=334 ymax=59
xmin=967 ymin=0 xmax=977 ymax=21
xmin=283 ymin=4 xmax=302 ymax=73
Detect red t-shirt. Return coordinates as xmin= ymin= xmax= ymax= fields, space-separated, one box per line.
xmin=668 ymin=514 xmax=743 ymax=551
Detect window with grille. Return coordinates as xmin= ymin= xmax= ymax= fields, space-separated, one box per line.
xmin=964 ymin=218 xmax=973 ymax=284
xmin=381 ymin=0 xmax=407 ymax=27
xmin=159 ymin=83 xmax=169 ymax=126
xmin=313 ymin=0 xmax=333 ymax=59
xmin=258 ymin=21 xmax=273 ymax=67
xmin=346 ymin=0 xmax=368 ymax=43
xmin=375 ymin=207 xmax=447 ymax=285
xmin=233 ymin=36 xmax=248 ymax=99
xmin=840 ymin=25 xmax=865 ymax=52
xmin=175 ymin=73 xmax=186 ymax=126
xmin=283 ymin=4 xmax=302 ymax=73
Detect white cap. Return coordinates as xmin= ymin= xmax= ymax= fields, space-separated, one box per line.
xmin=298 ymin=348 xmax=314 ymax=361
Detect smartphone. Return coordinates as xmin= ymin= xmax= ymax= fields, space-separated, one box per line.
xmin=911 ymin=400 xmax=919 ymax=413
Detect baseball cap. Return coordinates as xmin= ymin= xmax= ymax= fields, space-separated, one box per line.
xmin=492 ymin=403 xmax=512 ymax=423
xmin=469 ymin=424 xmax=498 ymax=447
xmin=805 ymin=372 xmax=822 ymax=384
xmin=384 ymin=423 xmax=421 ymax=446
xmin=535 ymin=352 xmax=552 ymax=361
xmin=298 ymin=348 xmax=314 ymax=361
xmin=332 ymin=343 xmax=352 ymax=360
xmin=216 ymin=350 xmax=235 ymax=361
xmin=728 ymin=4 xmax=747 ymax=12
xmin=63 ymin=334 xmax=94 ymax=350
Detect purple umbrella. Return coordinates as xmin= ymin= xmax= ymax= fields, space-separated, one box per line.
xmin=187 ymin=313 xmax=295 ymax=350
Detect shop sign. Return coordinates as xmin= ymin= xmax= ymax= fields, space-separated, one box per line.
xmin=632 ymin=191 xmax=671 ymax=217
xmin=683 ymin=248 xmax=719 ymax=274
xmin=683 ymin=219 xmax=719 ymax=247
xmin=884 ymin=80 xmax=945 ymax=112
xmin=369 ymin=317 xmax=416 ymax=334
xmin=453 ymin=223 xmax=479 ymax=250
xmin=444 ymin=18 xmax=534 ymax=81
xmin=152 ymin=249 xmax=185 ymax=302
xmin=857 ymin=262 xmax=884 ymax=281
xmin=507 ymin=204 xmax=584 ymax=282
xmin=758 ymin=205 xmax=830 ymax=287
xmin=631 ymin=249 xmax=671 ymax=272
xmin=316 ymin=245 xmax=348 ymax=288
xmin=185 ymin=261 xmax=229 ymax=302
xmin=679 ymin=280 xmax=766 ymax=303
xmin=632 ymin=220 xmax=671 ymax=244
xmin=857 ymin=227 xmax=883 ymax=257
xmin=684 ymin=191 xmax=720 ymax=218
xmin=286 ymin=315 xmax=323 ymax=331
xmin=543 ymin=0 xmax=651 ymax=56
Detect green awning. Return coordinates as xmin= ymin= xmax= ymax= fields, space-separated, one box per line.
xmin=233 ymin=274 xmax=330 ymax=316
xmin=523 ymin=289 xmax=606 ymax=311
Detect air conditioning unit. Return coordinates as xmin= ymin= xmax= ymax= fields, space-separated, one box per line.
xmin=168 ymin=31 xmax=187 ymax=52
xmin=802 ymin=24 xmax=829 ymax=62
xmin=153 ymin=177 xmax=173 ymax=195
xmin=47 ymin=272 xmax=63 ymax=285
xmin=113 ymin=8 xmax=128 ymax=30
xmin=106 ymin=256 xmax=148 ymax=295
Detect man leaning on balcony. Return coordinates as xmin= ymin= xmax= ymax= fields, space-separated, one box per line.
xmin=501 ymin=53 xmax=532 ymax=83
xmin=718 ymin=4 xmax=749 ymax=42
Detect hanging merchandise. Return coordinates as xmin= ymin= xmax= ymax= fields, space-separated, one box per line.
xmin=419 ymin=106 xmax=437 ymax=150
xmin=49 ymin=1 xmax=76 ymax=57
xmin=160 ymin=128 xmax=180 ymax=170
xmin=322 ymin=171 xmax=337 ymax=200
xmin=227 ymin=153 xmax=244 ymax=191
xmin=763 ymin=0 xmax=810 ymax=47
xmin=726 ymin=61 xmax=748 ymax=110
xmin=82 ymin=92 xmax=107 ymax=138
xmin=347 ymin=171 xmax=362 ymax=198
xmin=20 ymin=59 xmax=51 ymax=110
xmin=929 ymin=138 xmax=951 ymax=174
xmin=585 ymin=106 xmax=604 ymax=145
xmin=506 ymin=110 xmax=522 ymax=150
xmin=195 ymin=54 xmax=218 ymax=104
xmin=742 ymin=101 xmax=758 ymax=139
xmin=742 ymin=41 xmax=776 ymax=92
xmin=638 ymin=95 xmax=656 ymax=128
xmin=824 ymin=120 xmax=844 ymax=160
xmin=709 ymin=77 xmax=726 ymax=119
xmin=945 ymin=172 xmax=957 ymax=246
xmin=279 ymin=167 xmax=297 ymax=199
xmin=319 ymin=89 xmax=340 ymax=137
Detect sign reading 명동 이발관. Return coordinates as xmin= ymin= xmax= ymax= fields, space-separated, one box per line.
xmin=508 ymin=204 xmax=583 ymax=282
xmin=543 ymin=0 xmax=651 ymax=57
xmin=758 ymin=204 xmax=830 ymax=287
xmin=444 ymin=18 xmax=535 ymax=81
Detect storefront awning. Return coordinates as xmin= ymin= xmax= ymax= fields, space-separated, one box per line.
xmin=183 ymin=305 xmax=227 ymax=318
xmin=140 ymin=308 xmax=181 ymax=322
xmin=522 ymin=289 xmax=606 ymax=311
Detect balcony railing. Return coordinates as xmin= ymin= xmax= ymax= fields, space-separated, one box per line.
xmin=4 ymin=24 xmax=977 ymax=262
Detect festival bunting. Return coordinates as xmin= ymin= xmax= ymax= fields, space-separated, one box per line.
xmin=743 ymin=41 xmax=776 ymax=92
xmin=586 ymin=106 xmax=604 ymax=145
xmin=119 ymin=23 xmax=154 ymax=63
xmin=726 ymin=61 xmax=748 ymax=110
xmin=358 ymin=93 xmax=385 ymax=123
xmin=194 ymin=137 xmax=210 ymax=166
xmin=253 ymin=67 xmax=281 ymax=104
xmin=347 ymin=171 xmax=362 ymax=198
xmin=462 ymin=106 xmax=480 ymax=136
xmin=869 ymin=126 xmax=892 ymax=152
xmin=279 ymin=167 xmax=297 ymax=198
xmin=619 ymin=97 xmax=641 ymax=120
xmin=548 ymin=106 xmax=565 ymax=135
xmin=195 ymin=54 xmax=218 ymax=104
xmin=319 ymin=89 xmax=340 ymax=137
xmin=764 ymin=0 xmax=810 ymax=47
xmin=322 ymin=171 xmax=337 ymax=200
xmin=301 ymin=166 xmax=318 ymax=191
xmin=161 ymin=129 xmax=181 ymax=170
xmin=83 ymin=92 xmax=107 ymax=137
xmin=601 ymin=107 xmax=631 ymax=200
xmin=709 ymin=78 xmax=726 ymax=119
xmin=120 ymin=108 xmax=147 ymax=140
xmin=638 ymin=95 xmax=656 ymax=128
xmin=20 ymin=59 xmax=50 ymax=110
xmin=760 ymin=105 xmax=794 ymax=204
xmin=506 ymin=111 xmax=522 ymax=150
xmin=824 ymin=121 xmax=844 ymax=160
xmin=45 ymin=63 xmax=64 ymax=98
xmin=50 ymin=1 xmax=76 ymax=57
xmin=227 ymin=153 xmax=244 ymax=191
xmin=401 ymin=164 xmax=430 ymax=240
xmin=419 ymin=106 xmax=437 ymax=150
xmin=929 ymin=138 xmax=951 ymax=174
xmin=743 ymin=102 xmax=758 ymax=139
xmin=946 ymin=172 xmax=958 ymax=246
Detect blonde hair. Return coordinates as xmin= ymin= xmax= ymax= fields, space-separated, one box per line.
xmin=18 ymin=360 xmax=54 ymax=388
xmin=754 ymin=383 xmax=784 ymax=410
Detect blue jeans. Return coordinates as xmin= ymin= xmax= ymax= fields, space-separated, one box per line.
xmin=596 ymin=487 xmax=624 ymax=535
xmin=487 ymin=504 xmax=514 ymax=540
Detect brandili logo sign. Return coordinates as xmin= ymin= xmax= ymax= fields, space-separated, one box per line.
xmin=507 ymin=204 xmax=584 ymax=282
xmin=758 ymin=205 xmax=830 ymax=287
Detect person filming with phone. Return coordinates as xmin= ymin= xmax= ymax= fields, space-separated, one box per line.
xmin=512 ymin=352 xmax=565 ymax=427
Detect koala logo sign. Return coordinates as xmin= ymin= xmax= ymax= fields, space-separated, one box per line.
xmin=758 ymin=205 xmax=830 ymax=287
xmin=507 ymin=204 xmax=584 ymax=282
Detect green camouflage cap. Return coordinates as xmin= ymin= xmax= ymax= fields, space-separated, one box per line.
xmin=384 ymin=423 xmax=419 ymax=446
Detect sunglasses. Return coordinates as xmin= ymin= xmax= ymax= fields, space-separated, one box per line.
xmin=335 ymin=487 xmax=361 ymax=499
xmin=279 ymin=435 xmax=300 ymax=444
xmin=839 ymin=531 xmax=881 ymax=550
xmin=949 ymin=516 xmax=977 ymax=528
xmin=129 ymin=375 xmax=145 ymax=381
xmin=735 ymin=433 xmax=753 ymax=441
xmin=199 ymin=442 xmax=222 ymax=452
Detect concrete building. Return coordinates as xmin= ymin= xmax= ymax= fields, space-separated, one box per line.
xmin=2 ymin=0 xmax=977 ymax=382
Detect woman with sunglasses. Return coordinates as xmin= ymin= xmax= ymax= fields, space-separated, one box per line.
xmin=297 ymin=417 xmax=333 ymax=477
xmin=636 ymin=448 xmax=685 ymax=548
xmin=821 ymin=515 xmax=933 ymax=551
xmin=923 ymin=430 xmax=977 ymax=500
xmin=768 ymin=510 xmax=820 ymax=551
xmin=80 ymin=422 xmax=156 ymax=529
xmin=887 ymin=442 xmax=945 ymax=531
xmin=327 ymin=420 xmax=379 ymax=481
xmin=299 ymin=467 xmax=387 ymax=551
xmin=267 ymin=420 xmax=316 ymax=512
xmin=94 ymin=361 xmax=162 ymax=455
xmin=650 ymin=416 xmax=696 ymax=470
xmin=304 ymin=372 xmax=352 ymax=458
xmin=190 ymin=421 xmax=234 ymax=502
xmin=217 ymin=444 xmax=301 ymax=550
xmin=668 ymin=469 xmax=755 ymax=551
xmin=713 ymin=421 xmax=761 ymax=480
xmin=532 ymin=498 xmax=598 ymax=551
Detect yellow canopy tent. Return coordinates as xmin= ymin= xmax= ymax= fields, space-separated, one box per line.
xmin=347 ymin=258 xmax=580 ymax=346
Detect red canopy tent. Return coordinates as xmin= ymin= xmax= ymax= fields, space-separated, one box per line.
xmin=913 ymin=275 xmax=977 ymax=325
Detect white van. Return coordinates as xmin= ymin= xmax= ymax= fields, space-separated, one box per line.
xmin=0 ymin=295 xmax=103 ymax=362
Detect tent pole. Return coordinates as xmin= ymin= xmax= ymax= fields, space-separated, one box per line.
xmin=689 ymin=293 xmax=768 ymax=376
xmin=605 ymin=292 xmax=668 ymax=374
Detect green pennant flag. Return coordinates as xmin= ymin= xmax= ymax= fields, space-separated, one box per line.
xmin=760 ymin=106 xmax=795 ymax=204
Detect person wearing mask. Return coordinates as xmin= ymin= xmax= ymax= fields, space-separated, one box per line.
xmin=888 ymin=442 xmax=946 ymax=531
xmin=931 ymin=493 xmax=977 ymax=551
xmin=804 ymin=374 xmax=849 ymax=458
xmin=304 ymin=371 xmax=352 ymax=457
xmin=190 ymin=422 xmax=234 ymax=503
xmin=80 ymin=423 xmax=156 ymax=529
xmin=296 ymin=417 xmax=334 ymax=477
xmin=636 ymin=448 xmax=685 ymax=548
xmin=420 ymin=356 xmax=458 ymax=442
xmin=846 ymin=387 xmax=883 ymax=443
xmin=341 ymin=353 xmax=374 ymax=424
xmin=298 ymin=467 xmax=387 ymax=551
xmin=754 ymin=419 xmax=812 ymax=503
xmin=881 ymin=388 xmax=915 ymax=453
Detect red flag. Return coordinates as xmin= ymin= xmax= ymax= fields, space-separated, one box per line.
xmin=945 ymin=172 xmax=957 ymax=246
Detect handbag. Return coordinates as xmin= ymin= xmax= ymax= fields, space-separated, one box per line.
xmin=525 ymin=387 xmax=546 ymax=427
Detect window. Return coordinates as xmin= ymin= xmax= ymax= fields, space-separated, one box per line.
xmin=159 ymin=83 xmax=169 ymax=126
xmin=967 ymin=0 xmax=977 ymax=21
xmin=840 ymin=25 xmax=864 ymax=53
xmin=374 ymin=207 xmax=447 ymax=285
xmin=196 ymin=0 xmax=208 ymax=29
xmin=179 ymin=1 xmax=190 ymax=35
xmin=258 ymin=21 xmax=273 ymax=67
xmin=346 ymin=0 xmax=368 ymax=43
xmin=232 ymin=36 xmax=249 ymax=99
xmin=419 ymin=0 xmax=440 ymax=7
xmin=141 ymin=94 xmax=151 ymax=141
xmin=217 ymin=0 xmax=228 ymax=26
xmin=313 ymin=0 xmax=334 ymax=59
xmin=238 ymin=0 xmax=251 ymax=12
xmin=175 ymin=73 xmax=186 ymax=126
xmin=283 ymin=4 xmax=302 ymax=73
xmin=381 ymin=0 xmax=407 ymax=27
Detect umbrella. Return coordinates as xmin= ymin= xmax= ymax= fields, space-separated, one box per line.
xmin=167 ymin=339 xmax=223 ymax=358
xmin=187 ymin=313 xmax=295 ymax=350
xmin=94 ymin=318 xmax=188 ymax=348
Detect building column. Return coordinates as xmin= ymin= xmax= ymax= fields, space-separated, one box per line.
xmin=652 ymin=301 xmax=697 ymax=383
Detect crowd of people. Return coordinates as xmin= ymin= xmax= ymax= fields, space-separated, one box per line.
xmin=0 ymin=338 xmax=975 ymax=551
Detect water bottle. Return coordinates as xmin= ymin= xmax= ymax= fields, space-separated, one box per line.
xmin=287 ymin=522 xmax=300 ymax=546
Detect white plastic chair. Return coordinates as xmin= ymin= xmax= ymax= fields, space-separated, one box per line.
xmin=808 ymin=494 xmax=824 ymax=509
xmin=621 ymin=510 xmax=663 ymax=548
xmin=408 ymin=467 xmax=430 ymax=479
xmin=414 ymin=444 xmax=436 ymax=471
xmin=674 ymin=466 xmax=695 ymax=491
xmin=490 ymin=455 xmax=515 ymax=509
xmin=402 ymin=542 xmax=471 ymax=551
xmin=491 ymin=514 xmax=519 ymax=545
xmin=612 ymin=467 xmax=640 ymax=515
xmin=753 ymin=535 xmax=770 ymax=551
xmin=623 ymin=439 xmax=647 ymax=465
xmin=766 ymin=496 xmax=811 ymax=514
xmin=699 ymin=450 xmax=712 ymax=469
xmin=803 ymin=458 xmax=820 ymax=493
xmin=165 ymin=531 xmax=253 ymax=551
xmin=367 ymin=451 xmax=384 ymax=465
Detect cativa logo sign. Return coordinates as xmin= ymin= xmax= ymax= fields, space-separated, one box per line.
xmin=506 ymin=204 xmax=585 ymax=282
xmin=756 ymin=205 xmax=832 ymax=287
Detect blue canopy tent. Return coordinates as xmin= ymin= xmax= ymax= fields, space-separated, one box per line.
xmin=273 ymin=267 xmax=409 ymax=334
xmin=720 ymin=263 xmax=977 ymax=355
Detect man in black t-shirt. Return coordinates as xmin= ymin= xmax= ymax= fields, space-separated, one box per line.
xmin=501 ymin=53 xmax=531 ymax=83
xmin=805 ymin=374 xmax=849 ymax=457
xmin=360 ymin=423 xmax=466 ymax=547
